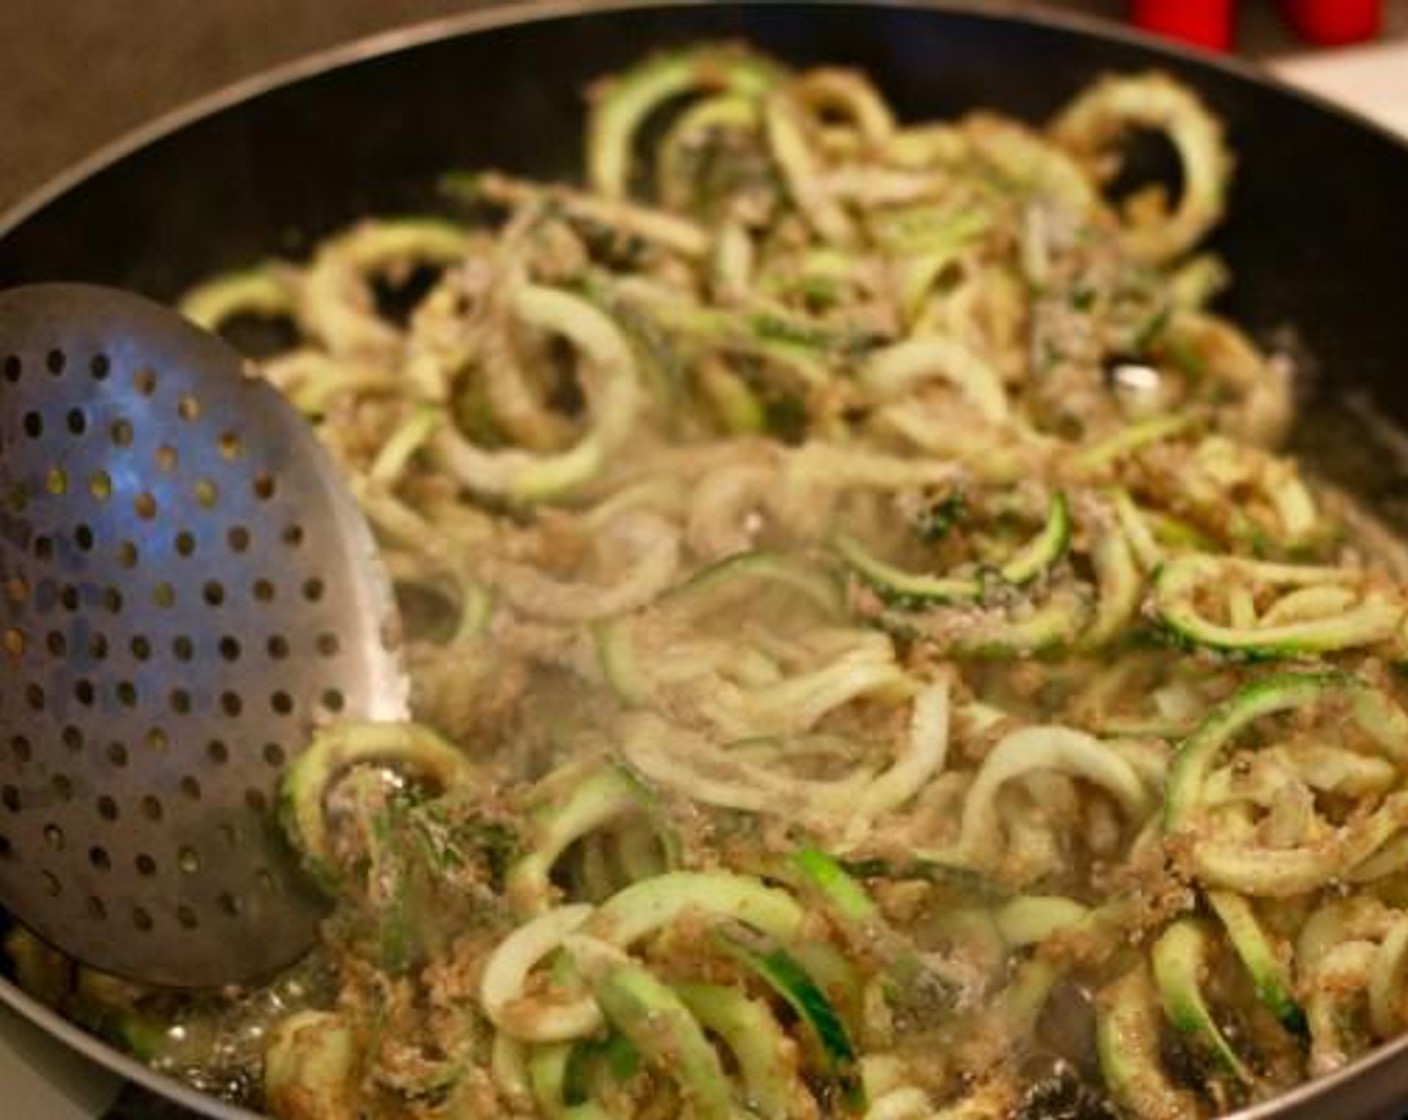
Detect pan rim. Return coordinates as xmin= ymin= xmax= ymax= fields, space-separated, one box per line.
xmin=0 ymin=978 xmax=259 ymax=1119
xmin=3 ymin=2 xmax=1408 ymax=1117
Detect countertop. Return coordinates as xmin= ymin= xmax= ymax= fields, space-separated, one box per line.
xmin=1273 ymin=38 xmax=1408 ymax=137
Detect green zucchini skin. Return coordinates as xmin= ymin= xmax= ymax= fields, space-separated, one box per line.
xmin=587 ymin=870 xmax=808 ymax=946
xmin=530 ymin=1041 xmax=613 ymax=1120
xmin=675 ymin=983 xmax=803 ymax=1120
xmin=874 ymin=585 xmax=1092 ymax=659
xmin=836 ymin=491 xmax=1071 ymax=609
xmin=1151 ymin=918 xmax=1255 ymax=1085
xmin=1164 ymin=671 xmax=1350 ymax=833
xmin=587 ymin=46 xmax=784 ymax=198
xmin=715 ymin=926 xmax=865 ymax=1111
xmin=835 ymin=529 xmax=980 ymax=606
xmin=1001 ymin=492 xmax=1073 ymax=586
xmin=1151 ymin=554 xmax=1402 ymax=657
xmin=572 ymin=941 xmax=735 ymax=1120
xmin=562 ymin=1030 xmax=639 ymax=1106
xmin=506 ymin=765 xmax=656 ymax=912
xmin=264 ymin=1011 xmax=360 ymax=1120
xmin=1206 ymin=890 xmax=1306 ymax=1037
xmin=278 ymin=722 xmax=477 ymax=891
xmin=1097 ymin=966 xmax=1204 ymax=1120
xmin=790 ymin=847 xmax=879 ymax=924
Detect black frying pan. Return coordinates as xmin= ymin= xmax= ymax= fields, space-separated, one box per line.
xmin=3 ymin=3 xmax=1408 ymax=1117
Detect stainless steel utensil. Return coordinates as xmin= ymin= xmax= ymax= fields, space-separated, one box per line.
xmin=0 ymin=283 xmax=407 ymax=988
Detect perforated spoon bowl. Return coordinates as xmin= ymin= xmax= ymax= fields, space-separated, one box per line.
xmin=0 ymin=283 xmax=407 ymax=988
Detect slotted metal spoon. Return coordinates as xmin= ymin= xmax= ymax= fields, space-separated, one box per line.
xmin=0 ymin=283 xmax=408 ymax=988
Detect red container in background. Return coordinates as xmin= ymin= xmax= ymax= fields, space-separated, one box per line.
xmin=1279 ymin=0 xmax=1383 ymax=45
xmin=1133 ymin=0 xmax=1384 ymax=51
xmin=1130 ymin=0 xmax=1234 ymax=51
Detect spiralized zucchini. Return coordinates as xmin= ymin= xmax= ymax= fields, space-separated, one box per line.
xmin=16 ymin=41 xmax=1408 ymax=1120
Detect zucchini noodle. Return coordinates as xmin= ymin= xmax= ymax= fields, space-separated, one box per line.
xmin=16 ymin=42 xmax=1408 ymax=1120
